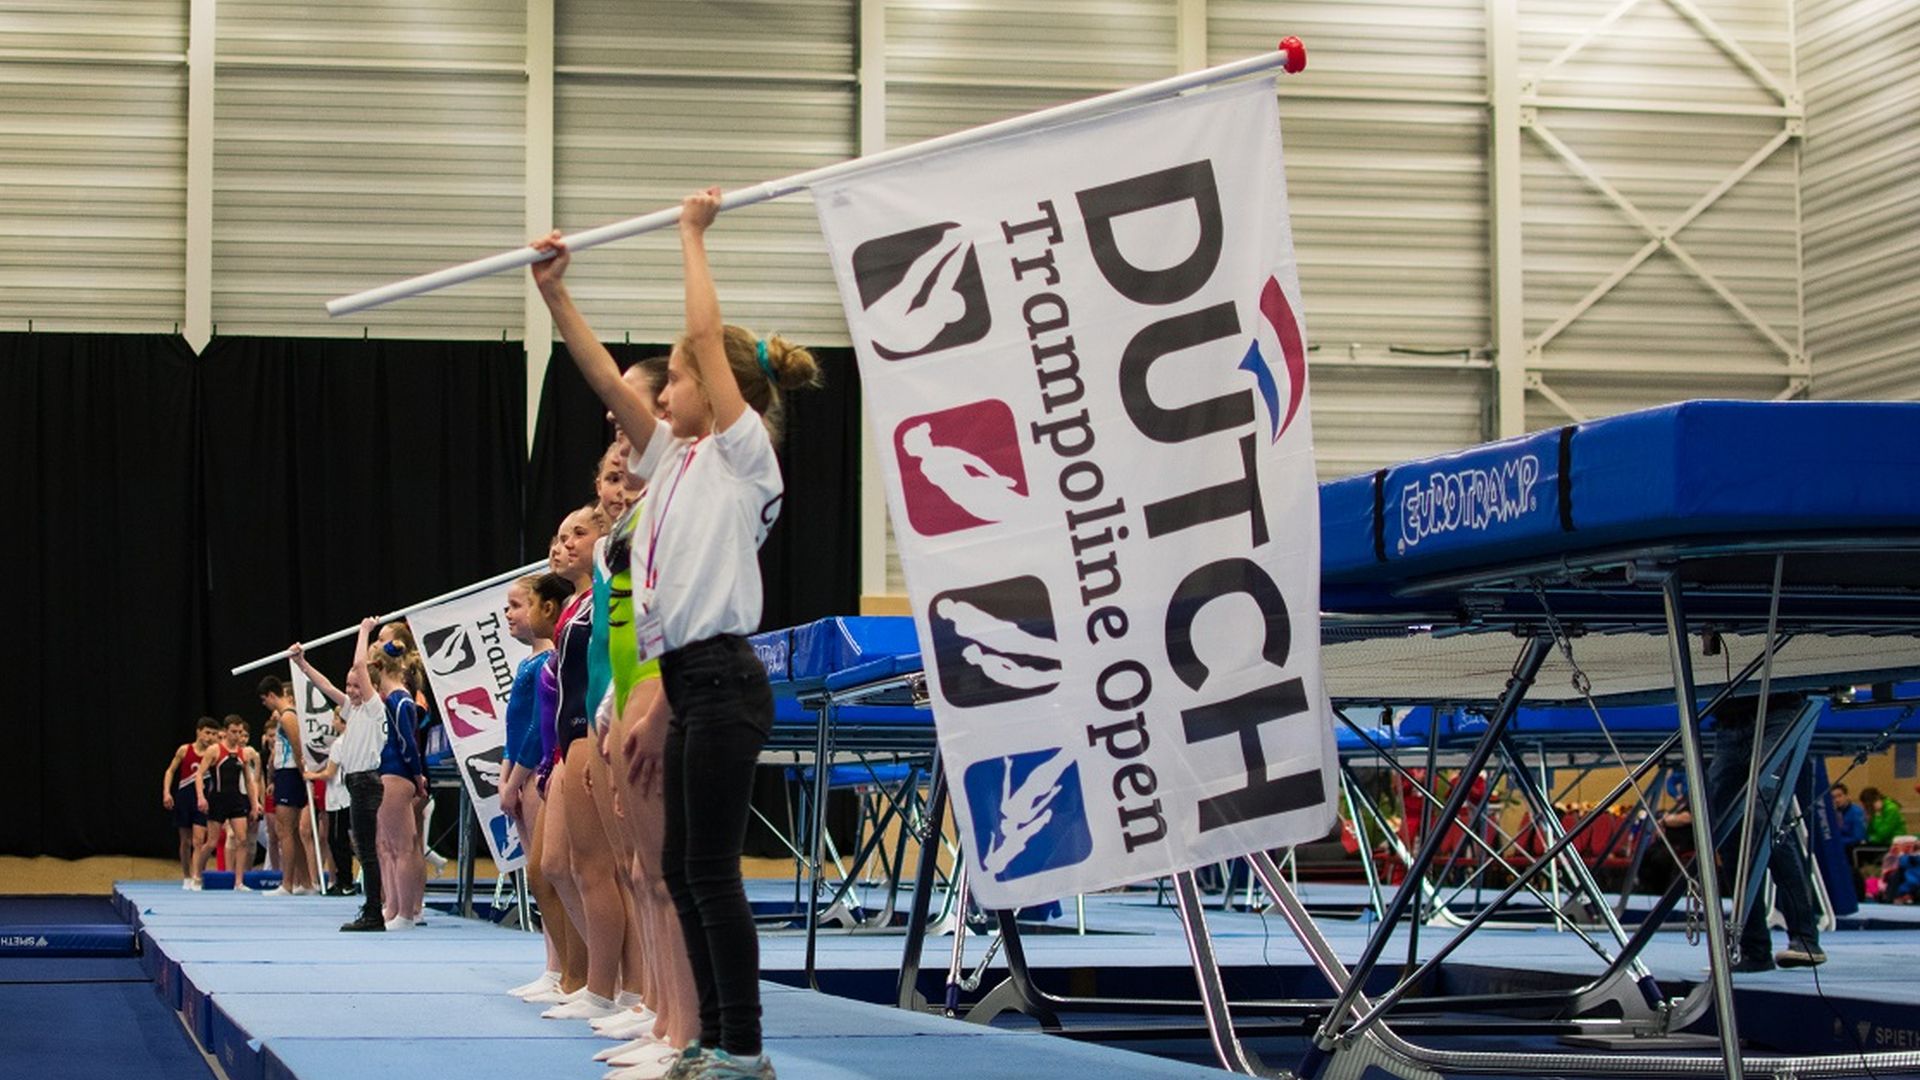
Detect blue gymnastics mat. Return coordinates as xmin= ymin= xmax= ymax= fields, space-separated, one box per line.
xmin=0 ymin=895 xmax=137 ymax=957
xmin=120 ymin=880 xmax=1231 ymax=1080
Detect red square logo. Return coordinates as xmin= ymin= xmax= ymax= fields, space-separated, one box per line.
xmin=444 ymin=686 xmax=498 ymax=739
xmin=894 ymin=400 xmax=1030 ymax=537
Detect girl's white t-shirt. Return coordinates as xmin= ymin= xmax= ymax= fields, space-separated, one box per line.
xmin=628 ymin=409 xmax=783 ymax=652
xmin=330 ymin=696 xmax=387 ymax=776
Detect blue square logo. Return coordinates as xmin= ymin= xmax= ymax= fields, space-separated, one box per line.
xmin=963 ymin=748 xmax=1094 ymax=883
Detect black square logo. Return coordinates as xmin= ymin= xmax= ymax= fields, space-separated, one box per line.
xmin=928 ymin=576 xmax=1060 ymax=708
xmin=852 ymin=222 xmax=992 ymax=360
xmin=422 ymin=624 xmax=476 ymax=677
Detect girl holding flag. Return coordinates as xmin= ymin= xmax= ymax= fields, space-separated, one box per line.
xmin=533 ymin=186 xmax=818 ymax=1080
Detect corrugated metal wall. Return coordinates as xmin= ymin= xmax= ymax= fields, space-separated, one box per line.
xmin=4 ymin=0 xmax=1911 ymax=600
xmin=553 ymin=0 xmax=855 ymax=345
xmin=1516 ymin=0 xmax=1804 ymax=431
xmin=1799 ymin=0 xmax=1920 ymax=401
xmin=1213 ymin=0 xmax=1493 ymax=479
xmin=0 ymin=0 xmax=186 ymax=332
xmin=211 ymin=0 xmax=527 ymax=338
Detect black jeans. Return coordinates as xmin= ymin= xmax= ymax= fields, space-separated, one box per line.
xmin=344 ymin=771 xmax=386 ymax=920
xmin=660 ymin=635 xmax=773 ymax=1057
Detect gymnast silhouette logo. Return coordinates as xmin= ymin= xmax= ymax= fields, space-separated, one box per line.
xmin=489 ymin=813 xmax=523 ymax=864
xmin=927 ymin=576 xmax=1060 ymax=709
xmin=894 ymin=400 xmax=1029 ymax=536
xmin=443 ymin=686 xmax=498 ymax=740
xmin=851 ymin=222 xmax=991 ymax=360
xmin=461 ymin=745 xmax=505 ymax=801
xmin=1238 ymin=276 xmax=1308 ymax=443
xmin=423 ymin=625 xmax=477 ymax=677
xmin=963 ymin=748 xmax=1092 ymax=883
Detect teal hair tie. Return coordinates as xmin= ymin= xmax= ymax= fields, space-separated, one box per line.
xmin=755 ymin=337 xmax=774 ymax=380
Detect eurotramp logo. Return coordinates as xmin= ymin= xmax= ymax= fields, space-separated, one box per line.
xmin=1397 ymin=453 xmax=1543 ymax=554
xmin=963 ymin=748 xmax=1094 ymax=883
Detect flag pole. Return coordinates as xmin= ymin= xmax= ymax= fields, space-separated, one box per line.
xmin=230 ymin=560 xmax=550 ymax=676
xmin=326 ymin=40 xmax=1306 ymax=317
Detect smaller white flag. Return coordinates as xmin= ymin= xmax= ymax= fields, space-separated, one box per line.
xmin=406 ymin=587 xmax=530 ymax=872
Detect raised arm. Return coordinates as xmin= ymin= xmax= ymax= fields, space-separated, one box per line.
xmin=530 ymin=232 xmax=662 ymax=454
xmin=679 ymin=188 xmax=746 ymax=434
xmin=291 ymin=641 xmax=346 ymax=707
xmin=351 ymin=616 xmax=375 ymax=700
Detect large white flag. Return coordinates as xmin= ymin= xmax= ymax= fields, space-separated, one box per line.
xmin=816 ymin=77 xmax=1334 ymax=908
xmin=406 ymin=588 xmax=529 ymax=873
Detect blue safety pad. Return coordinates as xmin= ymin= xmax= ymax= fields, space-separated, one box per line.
xmin=0 ymin=923 xmax=134 ymax=957
xmin=0 ymin=896 xmax=135 ymax=958
xmin=822 ymin=651 xmax=923 ymax=693
xmin=1391 ymin=696 xmax=1920 ymax=758
xmin=772 ymin=693 xmax=813 ymax=727
xmin=1321 ymin=401 xmax=1920 ymax=602
xmin=1334 ymin=725 xmax=1421 ymax=756
xmin=832 ymin=704 xmax=933 ymax=727
xmin=788 ymin=763 xmax=918 ymax=789
xmin=787 ymin=617 xmax=921 ymax=686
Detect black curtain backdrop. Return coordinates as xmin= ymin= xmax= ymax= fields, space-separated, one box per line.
xmin=197 ymin=337 xmax=527 ymax=725
xmin=6 ymin=332 xmax=860 ymax=860
xmin=0 ymin=334 xmax=205 ymax=859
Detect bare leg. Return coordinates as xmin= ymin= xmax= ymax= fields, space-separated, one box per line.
xmin=263 ymin=810 xmax=280 ymax=872
xmin=588 ymin=720 xmax=649 ymax=1001
xmin=190 ymin=822 xmax=220 ymax=879
xmin=513 ymin=791 xmax=562 ymax=975
xmin=562 ymin=739 xmax=626 ymax=1001
xmin=526 ymin=784 xmax=589 ymax=992
xmin=616 ymin=681 xmax=699 ymax=1045
xmin=378 ymin=776 xmax=417 ymax=921
xmin=274 ymin=805 xmax=309 ymax=891
xmin=229 ymin=818 xmax=254 ymax=880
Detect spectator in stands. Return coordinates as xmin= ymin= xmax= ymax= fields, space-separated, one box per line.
xmin=1833 ymin=782 xmax=1867 ymax=894
xmin=1879 ymin=835 xmax=1920 ymax=904
xmin=1862 ymin=787 xmax=1906 ymax=846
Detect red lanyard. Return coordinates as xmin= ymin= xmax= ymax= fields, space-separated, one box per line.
xmin=643 ymin=440 xmax=702 ymax=592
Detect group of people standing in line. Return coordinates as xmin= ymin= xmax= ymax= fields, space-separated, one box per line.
xmin=160 ymin=621 xmax=437 ymax=932
xmin=167 ymin=190 xmax=815 ymax=1080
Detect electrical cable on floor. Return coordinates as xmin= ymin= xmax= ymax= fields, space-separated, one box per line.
xmin=1809 ymin=958 xmax=1886 ymax=1080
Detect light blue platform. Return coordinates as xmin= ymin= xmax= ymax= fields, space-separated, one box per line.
xmin=117 ymin=881 xmax=1236 ymax=1080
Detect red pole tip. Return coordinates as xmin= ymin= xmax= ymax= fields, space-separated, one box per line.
xmin=1278 ymin=36 xmax=1307 ymax=74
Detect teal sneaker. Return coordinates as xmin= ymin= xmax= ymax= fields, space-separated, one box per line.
xmin=662 ymin=1044 xmax=714 ymax=1080
xmin=693 ymin=1048 xmax=776 ymax=1079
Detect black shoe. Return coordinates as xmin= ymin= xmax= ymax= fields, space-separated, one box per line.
xmin=322 ymin=884 xmax=350 ymax=897
xmin=340 ymin=912 xmax=386 ymax=932
xmin=1730 ymin=953 xmax=1775 ymax=973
